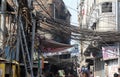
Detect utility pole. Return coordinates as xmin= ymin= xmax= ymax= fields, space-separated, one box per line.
xmin=80 ymin=41 xmax=84 ymax=68
xmin=31 ymin=19 xmax=36 ymax=68
xmin=15 ymin=0 xmax=20 ymax=61
xmin=0 ymin=0 xmax=6 ymax=55
xmin=16 ymin=26 xmax=20 ymax=61
xmin=116 ymin=0 xmax=120 ymax=67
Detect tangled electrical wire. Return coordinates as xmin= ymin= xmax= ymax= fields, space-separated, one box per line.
xmin=6 ymin=0 xmax=120 ymax=58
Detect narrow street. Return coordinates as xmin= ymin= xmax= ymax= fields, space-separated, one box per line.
xmin=0 ymin=0 xmax=120 ymax=77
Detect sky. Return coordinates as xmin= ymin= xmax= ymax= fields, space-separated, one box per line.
xmin=63 ymin=0 xmax=80 ymax=48
xmin=63 ymin=0 xmax=79 ymax=26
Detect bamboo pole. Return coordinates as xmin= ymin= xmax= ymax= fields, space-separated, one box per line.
xmin=19 ymin=15 xmax=34 ymax=77
xmin=16 ymin=25 xmax=20 ymax=61
xmin=31 ymin=19 xmax=36 ymax=69
xmin=20 ymin=29 xmax=28 ymax=77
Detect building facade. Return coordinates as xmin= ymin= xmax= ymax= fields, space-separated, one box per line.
xmin=34 ymin=0 xmax=71 ymax=44
xmin=79 ymin=0 xmax=120 ymax=77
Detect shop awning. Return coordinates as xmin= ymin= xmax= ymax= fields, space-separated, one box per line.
xmin=40 ymin=39 xmax=73 ymax=53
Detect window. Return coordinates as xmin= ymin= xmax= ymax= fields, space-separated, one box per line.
xmin=102 ymin=2 xmax=112 ymax=13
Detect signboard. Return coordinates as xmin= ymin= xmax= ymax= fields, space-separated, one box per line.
xmin=102 ymin=46 xmax=118 ymax=60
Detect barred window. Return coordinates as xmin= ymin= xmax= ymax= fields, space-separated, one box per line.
xmin=102 ymin=2 xmax=112 ymax=13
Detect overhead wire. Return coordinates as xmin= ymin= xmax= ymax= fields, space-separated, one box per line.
xmin=78 ymin=1 xmax=120 ymax=57
xmin=65 ymin=1 xmax=117 ymax=26
xmin=38 ymin=18 xmax=118 ymax=56
xmin=34 ymin=0 xmax=73 ymax=35
xmin=82 ymin=41 xmax=120 ymax=57
xmin=36 ymin=1 xmax=116 ymax=31
xmin=61 ymin=1 xmax=120 ymax=56
xmin=36 ymin=11 xmax=119 ymax=40
xmin=34 ymin=6 xmax=82 ymax=37
xmin=35 ymin=0 xmax=74 ymax=26
xmin=34 ymin=2 xmax=81 ymax=36
xmin=36 ymin=11 xmax=116 ymax=42
xmin=34 ymin=0 xmax=53 ymax=18
xmin=11 ymin=0 xmax=116 ymax=41
xmin=11 ymin=0 xmax=120 ymax=57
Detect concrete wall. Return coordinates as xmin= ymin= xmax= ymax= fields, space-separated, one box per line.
xmin=86 ymin=0 xmax=117 ymax=32
xmin=96 ymin=0 xmax=117 ymax=32
xmin=80 ymin=1 xmax=119 ymax=77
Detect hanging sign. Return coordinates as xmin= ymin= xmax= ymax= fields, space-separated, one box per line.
xmin=102 ymin=46 xmax=118 ymax=60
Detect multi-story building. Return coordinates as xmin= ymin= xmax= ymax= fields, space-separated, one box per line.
xmin=34 ymin=0 xmax=71 ymax=44
xmin=79 ymin=0 xmax=120 ymax=77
